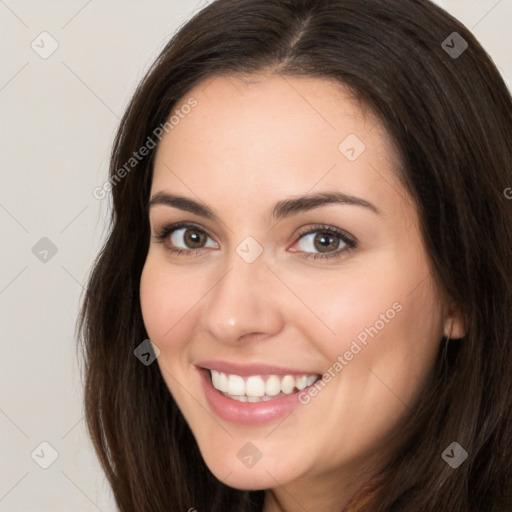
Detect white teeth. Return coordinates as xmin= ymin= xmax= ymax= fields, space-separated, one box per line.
xmin=211 ymin=369 xmax=220 ymax=389
xmin=306 ymin=375 xmax=317 ymax=387
xmin=226 ymin=395 xmax=248 ymax=402
xmin=227 ymin=374 xmax=245 ymax=395
xmin=246 ymin=376 xmax=265 ymax=397
xmin=265 ymin=375 xmax=281 ymax=396
xmin=296 ymin=375 xmax=307 ymax=390
xmin=281 ymin=375 xmax=295 ymax=394
xmin=218 ymin=372 xmax=228 ymax=392
xmin=209 ymin=370 xmax=319 ymax=400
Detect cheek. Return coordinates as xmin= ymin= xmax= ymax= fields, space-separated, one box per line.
xmin=139 ymin=258 xmax=203 ymax=407
xmin=139 ymin=257 xmax=196 ymax=350
xmin=140 ymin=261 xmax=169 ymax=341
xmin=289 ymin=263 xmax=402 ymax=362
xmin=296 ymin=254 xmax=442 ymax=374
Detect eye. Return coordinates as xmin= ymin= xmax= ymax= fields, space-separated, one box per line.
xmin=153 ymin=222 xmax=217 ymax=256
xmin=290 ymin=224 xmax=357 ymax=260
xmin=152 ymin=221 xmax=357 ymax=260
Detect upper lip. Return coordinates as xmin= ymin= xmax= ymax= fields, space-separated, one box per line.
xmin=195 ymin=360 xmax=320 ymax=377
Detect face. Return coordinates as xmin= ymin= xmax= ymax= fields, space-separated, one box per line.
xmin=139 ymin=73 xmax=464 ymax=508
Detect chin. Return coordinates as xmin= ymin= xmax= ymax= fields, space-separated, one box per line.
xmin=213 ymin=466 xmax=279 ymax=491
xmin=199 ymin=447 xmax=294 ymax=491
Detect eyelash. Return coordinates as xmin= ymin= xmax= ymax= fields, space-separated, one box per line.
xmin=152 ymin=221 xmax=357 ymax=261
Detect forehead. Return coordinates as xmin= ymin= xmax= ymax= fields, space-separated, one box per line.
xmin=151 ymin=73 xmax=406 ymax=219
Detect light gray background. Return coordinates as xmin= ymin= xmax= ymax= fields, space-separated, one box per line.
xmin=1 ymin=1 xmax=510 ymax=510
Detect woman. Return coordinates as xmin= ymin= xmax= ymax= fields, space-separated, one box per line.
xmin=78 ymin=0 xmax=512 ymax=510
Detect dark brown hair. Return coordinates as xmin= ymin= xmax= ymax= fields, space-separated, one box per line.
xmin=77 ymin=0 xmax=512 ymax=510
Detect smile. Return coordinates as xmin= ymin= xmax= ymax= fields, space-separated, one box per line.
xmin=196 ymin=361 xmax=324 ymax=424
xmin=209 ymin=370 xmax=320 ymax=402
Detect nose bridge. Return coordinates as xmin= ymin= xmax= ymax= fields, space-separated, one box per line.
xmin=199 ymin=246 xmax=284 ymax=344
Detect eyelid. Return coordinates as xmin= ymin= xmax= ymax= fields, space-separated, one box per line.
xmin=293 ymin=223 xmax=357 ymax=247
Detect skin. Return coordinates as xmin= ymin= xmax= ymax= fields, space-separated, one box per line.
xmin=139 ymin=73 xmax=466 ymax=512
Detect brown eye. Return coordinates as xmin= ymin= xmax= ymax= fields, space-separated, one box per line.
xmin=291 ymin=225 xmax=357 ymax=261
xmin=154 ymin=222 xmax=218 ymax=254
xmin=167 ymin=226 xmax=216 ymax=250
xmin=296 ymin=231 xmax=347 ymax=254
xmin=179 ymin=228 xmax=208 ymax=249
xmin=314 ymin=232 xmax=341 ymax=252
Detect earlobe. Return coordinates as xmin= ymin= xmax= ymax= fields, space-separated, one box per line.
xmin=443 ymin=305 xmax=467 ymax=340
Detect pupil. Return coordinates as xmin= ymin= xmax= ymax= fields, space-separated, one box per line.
xmin=315 ymin=232 xmax=337 ymax=252
xmin=186 ymin=230 xmax=203 ymax=247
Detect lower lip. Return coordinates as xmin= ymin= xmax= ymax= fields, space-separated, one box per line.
xmin=198 ymin=368 xmax=306 ymax=426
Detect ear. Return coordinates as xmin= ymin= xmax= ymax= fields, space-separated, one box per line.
xmin=443 ymin=301 xmax=467 ymax=340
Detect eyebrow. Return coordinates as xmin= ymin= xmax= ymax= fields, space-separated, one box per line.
xmin=149 ymin=190 xmax=380 ymax=220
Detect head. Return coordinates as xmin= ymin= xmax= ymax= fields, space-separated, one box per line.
xmin=79 ymin=1 xmax=512 ymax=511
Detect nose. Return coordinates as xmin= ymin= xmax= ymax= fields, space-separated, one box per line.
xmin=198 ymin=252 xmax=285 ymax=345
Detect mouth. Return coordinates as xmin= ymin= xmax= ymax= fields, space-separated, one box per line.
xmin=208 ymin=369 xmax=321 ymax=402
xmin=195 ymin=361 xmax=324 ymax=424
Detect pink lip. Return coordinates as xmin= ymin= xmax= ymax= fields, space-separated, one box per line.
xmin=197 ymin=367 xmax=310 ymax=425
xmin=195 ymin=359 xmax=319 ymax=377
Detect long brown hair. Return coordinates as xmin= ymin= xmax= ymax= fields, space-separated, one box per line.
xmin=77 ymin=0 xmax=512 ymax=510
